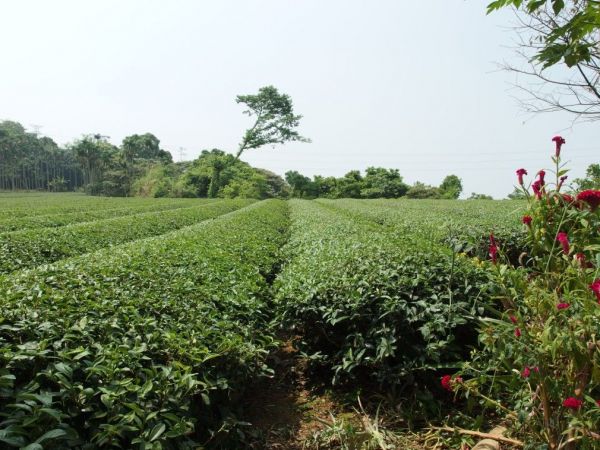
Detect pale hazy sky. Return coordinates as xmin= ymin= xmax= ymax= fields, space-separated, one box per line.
xmin=1 ymin=0 xmax=598 ymax=198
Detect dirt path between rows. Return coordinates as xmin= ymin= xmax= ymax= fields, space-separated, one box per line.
xmin=243 ymin=340 xmax=346 ymax=449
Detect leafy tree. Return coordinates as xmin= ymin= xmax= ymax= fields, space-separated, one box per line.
xmin=468 ymin=192 xmax=494 ymax=200
xmin=439 ymin=174 xmax=463 ymax=199
xmin=335 ymin=170 xmax=364 ymax=198
xmin=285 ymin=170 xmax=316 ymax=198
xmin=361 ymin=167 xmax=409 ymax=198
xmin=175 ymin=149 xmax=284 ymax=199
xmin=121 ymin=133 xmax=172 ymax=162
xmin=574 ymin=163 xmax=600 ymax=190
xmin=235 ymin=85 xmax=310 ymax=159
xmin=71 ymin=135 xmax=117 ymax=190
xmin=488 ymin=1 xmax=600 ymax=68
xmin=490 ymin=1 xmax=600 ymax=120
xmin=406 ymin=182 xmax=440 ymax=199
xmin=254 ymin=168 xmax=290 ymax=198
xmin=0 ymin=121 xmax=83 ymax=191
xmin=313 ymin=175 xmax=337 ymax=198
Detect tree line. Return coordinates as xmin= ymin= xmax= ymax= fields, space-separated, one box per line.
xmin=285 ymin=169 xmax=466 ymax=199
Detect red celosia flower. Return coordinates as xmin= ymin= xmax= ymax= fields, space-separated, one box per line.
xmin=562 ymin=194 xmax=574 ymax=204
xmin=441 ymin=375 xmax=452 ymax=391
xmin=533 ymin=367 xmax=539 ymax=373
xmin=516 ymin=168 xmax=528 ymax=185
xmin=522 ymin=367 xmax=531 ymax=378
xmin=558 ymin=175 xmax=568 ymax=190
xmin=575 ymin=253 xmax=593 ymax=269
xmin=538 ymin=170 xmax=546 ymax=186
xmin=562 ymin=397 xmax=582 ymax=410
xmin=576 ymin=190 xmax=600 ymax=211
xmin=514 ymin=328 xmax=521 ymax=338
xmin=532 ymin=180 xmax=543 ymax=199
xmin=552 ymin=136 xmax=566 ymax=157
xmin=509 ymin=315 xmax=518 ymax=324
xmin=590 ymin=279 xmax=600 ymax=303
xmin=556 ymin=232 xmax=570 ymax=255
xmin=557 ymin=302 xmax=570 ymax=310
xmin=597 ymin=399 xmax=600 ymax=407
xmin=522 ymin=215 xmax=532 ymax=226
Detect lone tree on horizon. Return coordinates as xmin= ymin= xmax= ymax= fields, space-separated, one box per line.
xmin=235 ymin=85 xmax=310 ymax=160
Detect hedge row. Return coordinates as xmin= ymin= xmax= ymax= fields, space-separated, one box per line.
xmin=0 ymin=199 xmax=212 ymax=233
xmin=275 ymin=200 xmax=490 ymax=389
xmin=0 ymin=195 xmax=180 ymax=220
xmin=0 ymin=199 xmax=289 ymax=448
xmin=0 ymin=199 xmax=254 ymax=274
xmin=316 ymin=198 xmax=525 ymax=262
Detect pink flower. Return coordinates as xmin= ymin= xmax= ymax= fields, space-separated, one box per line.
xmin=596 ymin=399 xmax=600 ymax=407
xmin=522 ymin=215 xmax=532 ymax=226
xmin=509 ymin=315 xmax=518 ymax=324
xmin=590 ymin=279 xmax=600 ymax=303
xmin=514 ymin=328 xmax=521 ymax=338
xmin=557 ymin=303 xmax=570 ymax=310
xmin=552 ymin=136 xmax=566 ymax=157
xmin=562 ymin=397 xmax=582 ymax=410
xmin=522 ymin=367 xmax=531 ymax=378
xmin=533 ymin=366 xmax=540 ymax=373
xmin=532 ymin=180 xmax=543 ymax=199
xmin=489 ymin=233 xmax=498 ymax=264
xmin=538 ymin=170 xmax=546 ymax=186
xmin=441 ymin=375 xmax=452 ymax=392
xmin=441 ymin=374 xmax=462 ymax=392
xmin=576 ymin=190 xmax=600 ymax=211
xmin=556 ymin=232 xmax=570 ymax=255
xmin=516 ymin=168 xmax=528 ymax=185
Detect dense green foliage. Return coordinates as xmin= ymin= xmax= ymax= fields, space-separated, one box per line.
xmin=0 ymin=199 xmax=253 ymax=273
xmin=0 ymin=121 xmax=83 ymax=191
xmin=315 ymin=198 xmax=525 ymax=262
xmin=0 ymin=199 xmax=209 ymax=233
xmin=136 ymin=150 xmax=289 ymax=199
xmin=285 ymin=168 xmax=464 ymax=199
xmin=235 ymin=85 xmax=310 ymax=159
xmin=488 ymin=0 xmax=600 ymax=68
xmin=274 ymin=200 xmax=494 ymax=393
xmin=0 ymin=199 xmax=289 ymax=448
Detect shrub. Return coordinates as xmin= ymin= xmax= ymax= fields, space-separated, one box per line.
xmin=457 ymin=137 xmax=600 ymax=449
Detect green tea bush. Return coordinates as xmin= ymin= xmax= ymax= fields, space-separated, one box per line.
xmin=275 ymin=200 xmax=490 ymax=392
xmin=0 ymin=199 xmax=253 ymax=273
xmin=316 ymin=198 xmax=526 ymax=264
xmin=0 ymin=199 xmax=289 ymax=448
xmin=0 ymin=199 xmax=207 ymax=233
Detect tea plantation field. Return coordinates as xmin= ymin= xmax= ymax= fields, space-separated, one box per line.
xmin=0 ymin=193 xmax=524 ymax=449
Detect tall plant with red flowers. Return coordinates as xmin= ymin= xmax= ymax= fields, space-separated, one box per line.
xmin=458 ymin=136 xmax=600 ymax=449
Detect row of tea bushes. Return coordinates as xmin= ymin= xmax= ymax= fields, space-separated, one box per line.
xmin=316 ymin=198 xmax=525 ymax=263
xmin=0 ymin=199 xmax=212 ymax=233
xmin=0 ymin=200 xmax=289 ymax=449
xmin=0 ymin=199 xmax=254 ymax=274
xmin=0 ymin=194 xmax=184 ymax=220
xmin=275 ymin=200 xmax=490 ymax=389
